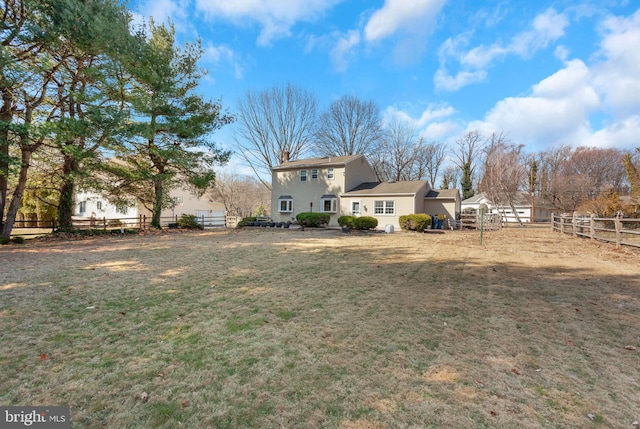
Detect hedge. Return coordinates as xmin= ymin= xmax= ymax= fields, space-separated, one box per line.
xmin=353 ymin=216 xmax=378 ymax=230
xmin=296 ymin=212 xmax=330 ymax=227
xmin=399 ymin=214 xmax=432 ymax=232
xmin=337 ymin=215 xmax=356 ymax=228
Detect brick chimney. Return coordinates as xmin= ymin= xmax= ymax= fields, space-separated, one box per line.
xmin=282 ymin=151 xmax=290 ymax=163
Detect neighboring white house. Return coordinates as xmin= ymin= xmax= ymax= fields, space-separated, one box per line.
xmin=74 ymin=186 xmax=227 ymax=227
xmin=461 ymin=192 xmax=553 ymax=223
xmin=270 ymin=153 xmax=461 ymax=230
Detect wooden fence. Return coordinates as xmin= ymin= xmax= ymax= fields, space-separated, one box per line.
xmin=552 ymin=213 xmax=640 ymax=249
xmin=7 ymin=214 xmax=234 ymax=237
xmin=459 ymin=212 xmax=503 ymax=230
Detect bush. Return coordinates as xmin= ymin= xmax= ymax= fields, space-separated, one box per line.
xmin=337 ymin=215 xmax=356 ymax=228
xmin=0 ymin=237 xmax=10 ymax=245
xmin=11 ymin=236 xmax=26 ymax=244
xmin=237 ymin=216 xmax=257 ymax=228
xmin=177 ymin=214 xmax=204 ymax=230
xmin=296 ymin=212 xmax=330 ymax=228
xmin=354 ymin=216 xmax=378 ymax=230
xmin=399 ymin=214 xmax=432 ymax=232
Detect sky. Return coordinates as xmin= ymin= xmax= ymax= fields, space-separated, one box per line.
xmin=126 ymin=0 xmax=640 ymax=175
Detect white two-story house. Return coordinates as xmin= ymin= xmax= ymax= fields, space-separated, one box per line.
xmin=270 ymin=153 xmax=461 ymax=230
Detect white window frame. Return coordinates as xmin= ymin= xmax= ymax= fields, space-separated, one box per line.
xmin=311 ymin=169 xmax=318 ymax=180
xmin=351 ymin=201 xmax=361 ymax=216
xmin=279 ymin=199 xmax=293 ymax=213
xmin=300 ymin=170 xmax=307 ymax=182
xmin=321 ymin=198 xmax=338 ymax=213
xmin=96 ymin=201 xmax=103 ymax=211
xmin=327 ymin=168 xmax=334 ymax=180
xmin=78 ymin=201 xmax=86 ymax=215
xmin=374 ymin=200 xmax=395 ymax=215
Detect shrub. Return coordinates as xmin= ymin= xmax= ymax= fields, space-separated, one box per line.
xmin=337 ymin=215 xmax=356 ymax=228
xmin=399 ymin=214 xmax=432 ymax=232
xmin=237 ymin=216 xmax=257 ymax=228
xmin=177 ymin=214 xmax=204 ymax=230
xmin=0 ymin=237 xmax=10 ymax=245
xmin=296 ymin=212 xmax=330 ymax=227
xmin=354 ymin=216 xmax=378 ymax=230
xmin=11 ymin=236 xmax=26 ymax=244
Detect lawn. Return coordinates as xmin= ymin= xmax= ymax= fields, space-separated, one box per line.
xmin=1 ymin=227 xmax=639 ymax=428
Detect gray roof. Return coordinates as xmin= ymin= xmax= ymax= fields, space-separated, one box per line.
xmin=343 ymin=181 xmax=428 ymax=196
xmin=271 ymin=154 xmax=363 ymax=170
xmin=425 ymin=189 xmax=459 ymax=199
xmin=461 ymin=192 xmax=490 ymax=204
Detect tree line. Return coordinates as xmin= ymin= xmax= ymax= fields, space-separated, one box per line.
xmin=233 ymin=83 xmax=640 ymax=218
xmin=1 ymin=0 xmax=232 ymax=238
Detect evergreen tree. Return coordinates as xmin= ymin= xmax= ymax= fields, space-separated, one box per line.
xmin=109 ymin=22 xmax=232 ymax=229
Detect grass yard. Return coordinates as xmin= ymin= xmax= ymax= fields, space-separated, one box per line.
xmin=1 ymin=227 xmax=639 ymax=428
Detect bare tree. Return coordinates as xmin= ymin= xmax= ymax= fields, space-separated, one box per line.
xmin=423 ymin=141 xmax=447 ymax=189
xmin=538 ymin=146 xmax=627 ymax=211
xmin=479 ymin=133 xmax=528 ymax=225
xmin=233 ymin=83 xmax=318 ymax=189
xmin=209 ymin=172 xmax=271 ymax=217
xmin=441 ymin=165 xmax=458 ymax=189
xmin=314 ymin=94 xmax=383 ymax=157
xmin=370 ymin=118 xmax=426 ymax=182
xmin=453 ymin=130 xmax=484 ymax=200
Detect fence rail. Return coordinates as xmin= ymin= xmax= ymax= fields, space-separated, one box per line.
xmin=552 ymin=213 xmax=640 ymax=249
xmin=7 ymin=214 xmax=233 ymax=238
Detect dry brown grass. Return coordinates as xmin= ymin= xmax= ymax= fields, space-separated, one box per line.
xmin=1 ymin=227 xmax=639 ymax=428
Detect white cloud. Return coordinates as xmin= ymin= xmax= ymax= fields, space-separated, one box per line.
xmin=362 ymin=0 xmax=446 ymax=64
xmin=202 ymin=43 xmax=245 ymax=79
xmin=467 ymin=9 xmax=640 ymax=151
xmin=471 ymin=60 xmax=600 ymax=150
xmin=382 ymin=103 xmax=458 ymax=141
xmin=421 ymin=121 xmax=461 ymax=140
xmin=194 ymin=0 xmax=342 ymax=46
xmin=329 ymin=30 xmax=361 ymax=73
xmin=436 ymin=8 xmax=569 ymax=91
xmin=433 ymin=69 xmax=487 ymax=92
xmin=592 ymin=9 xmax=640 ymax=117
xmin=364 ymin=0 xmax=446 ymax=42
xmin=586 ymin=116 xmax=640 ymax=149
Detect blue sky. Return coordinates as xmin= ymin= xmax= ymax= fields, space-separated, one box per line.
xmin=127 ymin=0 xmax=640 ymax=173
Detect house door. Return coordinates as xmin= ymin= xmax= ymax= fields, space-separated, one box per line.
xmin=351 ymin=201 xmax=360 ymax=216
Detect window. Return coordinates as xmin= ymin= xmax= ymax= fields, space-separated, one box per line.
xmin=326 ymin=168 xmax=334 ymax=180
xmin=321 ymin=198 xmax=337 ymax=213
xmin=351 ymin=201 xmax=360 ymax=216
xmin=96 ymin=201 xmax=103 ymax=211
xmin=374 ymin=200 xmax=395 ymax=215
xmin=279 ymin=197 xmax=293 ymax=213
xmin=311 ymin=169 xmax=318 ymax=180
xmin=78 ymin=201 xmax=86 ymax=215
xmin=300 ymin=170 xmax=307 ymax=182
xmin=116 ymin=205 xmax=129 ymax=215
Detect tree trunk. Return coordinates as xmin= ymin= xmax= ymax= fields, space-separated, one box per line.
xmin=151 ymin=179 xmax=163 ymax=229
xmin=1 ymin=149 xmax=33 ymax=238
xmin=508 ymin=198 xmax=524 ymax=227
xmin=0 ymin=89 xmax=13 ymax=233
xmin=57 ymin=153 xmax=79 ymax=231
